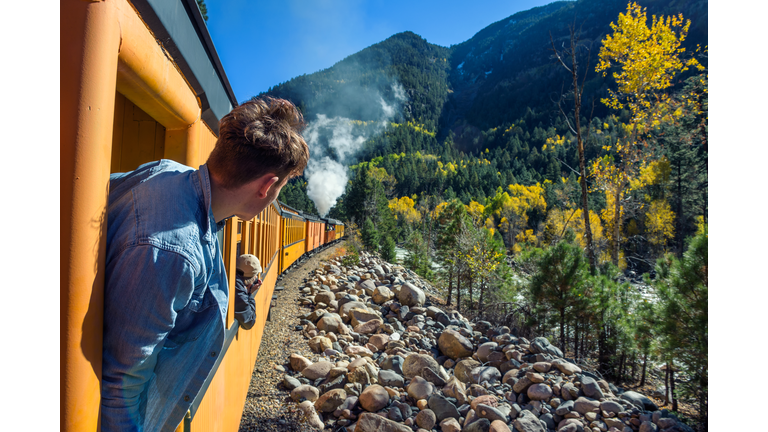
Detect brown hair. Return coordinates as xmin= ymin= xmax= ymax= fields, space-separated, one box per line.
xmin=207 ymin=97 xmax=309 ymax=189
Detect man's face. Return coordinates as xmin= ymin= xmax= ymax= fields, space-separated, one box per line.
xmin=236 ymin=175 xmax=290 ymax=220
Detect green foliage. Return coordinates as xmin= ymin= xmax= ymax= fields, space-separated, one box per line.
xmin=404 ymin=231 xmax=433 ymax=280
xmin=526 ymin=231 xmax=590 ymax=351
xmin=344 ymin=164 xmax=396 ymax=239
xmin=360 ymin=218 xmax=379 ymax=252
xmin=278 ymin=177 xmax=319 ymax=215
xmin=648 ymin=227 xmax=708 ymax=421
xmin=196 ymin=0 xmax=208 ymax=22
xmin=381 ymin=236 xmax=397 ymax=263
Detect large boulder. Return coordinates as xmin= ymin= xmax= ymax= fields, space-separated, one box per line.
xmin=290 ymin=385 xmax=319 ymax=402
xmin=579 ymin=375 xmax=605 ymax=399
xmin=314 ymin=388 xmax=347 ymax=413
xmin=403 ymin=353 xmax=440 ymax=379
xmin=471 ymin=366 xmax=502 ymax=385
xmin=301 ymin=361 xmax=334 ymax=380
xmin=415 ymin=409 xmax=437 ymax=430
xmin=464 ymin=418 xmax=491 ymax=432
xmin=359 ymin=384 xmax=390 ymax=412
xmin=378 ymin=370 xmax=405 ymax=388
xmin=354 ymin=319 xmax=383 ymax=335
xmin=428 ymin=394 xmax=460 ymax=422
xmin=512 ymin=410 xmax=546 ymax=432
xmin=298 ymin=400 xmax=324 ymax=430
xmin=350 ymin=308 xmax=381 ymax=327
xmin=454 ymin=359 xmax=481 ymax=383
xmin=340 ymin=301 xmax=368 ymax=321
xmin=529 ymin=337 xmax=563 ymax=358
xmin=620 ymin=390 xmax=659 ymax=411
xmin=407 ymin=375 xmax=435 ymax=401
xmin=398 ymin=282 xmax=425 ymax=307
xmin=354 ymin=412 xmax=412 ymax=432
xmin=289 ymin=353 xmax=312 ymax=372
xmin=368 ymin=333 xmax=390 ymax=351
xmin=438 ymin=329 xmax=474 ymax=360
xmin=476 ymin=342 xmax=498 ymax=362
xmin=357 ymin=279 xmax=377 ymax=296
xmin=372 ymin=285 xmax=394 ymax=304
xmin=316 ymin=313 xmax=344 ymax=333
xmin=308 ymin=336 xmax=333 ymax=353
xmin=573 ymin=397 xmax=600 ymax=415
xmin=527 ymin=383 xmax=553 ymax=401
xmin=313 ymin=290 xmax=335 ymax=305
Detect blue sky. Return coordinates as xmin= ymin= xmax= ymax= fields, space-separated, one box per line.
xmin=205 ymin=0 xmax=557 ymax=102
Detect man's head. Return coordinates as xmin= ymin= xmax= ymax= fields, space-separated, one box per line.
xmin=207 ymin=97 xmax=309 ymax=220
xmin=208 ymin=97 xmax=308 ymax=188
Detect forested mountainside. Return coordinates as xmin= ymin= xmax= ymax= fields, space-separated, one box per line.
xmin=267 ymin=0 xmax=708 ymax=271
xmin=267 ymin=2 xmax=708 ymax=427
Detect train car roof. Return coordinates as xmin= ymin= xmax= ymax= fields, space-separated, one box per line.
xmin=299 ymin=211 xmax=323 ymax=223
xmin=131 ymin=0 xmax=237 ymax=136
xmin=277 ymin=201 xmax=301 ymax=215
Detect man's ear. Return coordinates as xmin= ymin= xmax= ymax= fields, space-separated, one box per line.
xmin=256 ymin=174 xmax=280 ymax=198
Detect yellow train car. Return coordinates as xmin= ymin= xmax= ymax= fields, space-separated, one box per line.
xmin=279 ymin=204 xmax=307 ymax=273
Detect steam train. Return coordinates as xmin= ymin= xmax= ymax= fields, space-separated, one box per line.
xmin=62 ymin=1 xmax=342 ymax=430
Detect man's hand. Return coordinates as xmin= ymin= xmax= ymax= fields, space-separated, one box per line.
xmin=248 ymin=279 xmax=262 ymax=296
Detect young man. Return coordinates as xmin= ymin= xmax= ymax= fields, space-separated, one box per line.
xmin=100 ymin=97 xmax=308 ymax=431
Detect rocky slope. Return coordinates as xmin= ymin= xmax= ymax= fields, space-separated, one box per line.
xmin=282 ymin=251 xmax=692 ymax=432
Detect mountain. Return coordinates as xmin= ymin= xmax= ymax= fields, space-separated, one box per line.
xmin=267 ymin=0 xmax=708 ymax=218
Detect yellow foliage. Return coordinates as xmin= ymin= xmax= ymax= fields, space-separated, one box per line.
xmin=645 ymin=199 xmax=675 ymax=247
xmin=434 ymin=201 xmax=450 ymax=218
xmin=630 ymin=157 xmax=671 ymax=190
xmin=388 ymin=196 xmax=421 ymax=225
xmin=465 ymin=201 xmax=486 ymax=224
xmin=596 ymin=2 xmax=703 ymax=123
xmin=695 ymin=215 xmax=707 ymax=236
xmin=516 ymin=229 xmax=537 ymax=245
xmin=601 ymin=190 xmax=624 ymax=247
xmin=389 ymin=121 xmax=436 ymax=137
xmin=544 ymin=208 xmax=604 ymax=250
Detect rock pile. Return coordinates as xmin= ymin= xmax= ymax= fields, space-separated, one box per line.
xmin=282 ymin=251 xmax=692 ymax=432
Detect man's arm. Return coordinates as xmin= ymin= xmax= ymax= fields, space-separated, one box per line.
xmin=233 ymin=274 xmax=256 ymax=330
xmin=101 ymin=245 xmax=196 ymax=431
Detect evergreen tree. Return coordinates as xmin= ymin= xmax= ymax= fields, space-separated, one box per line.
xmin=648 ymin=227 xmax=708 ymax=426
xmin=361 ymin=217 xmax=379 ymax=252
xmin=381 ymin=236 xmax=397 ymax=263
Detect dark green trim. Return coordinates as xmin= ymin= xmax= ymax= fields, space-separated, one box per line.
xmin=284 ymin=238 xmax=305 ymax=249
xmin=131 ymin=0 xmax=237 ymax=135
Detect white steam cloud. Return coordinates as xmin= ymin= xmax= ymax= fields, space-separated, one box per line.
xmin=304 ymin=83 xmax=407 ymax=216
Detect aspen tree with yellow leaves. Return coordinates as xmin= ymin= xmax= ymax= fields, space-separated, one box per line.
xmin=594 ymin=2 xmax=703 ymax=267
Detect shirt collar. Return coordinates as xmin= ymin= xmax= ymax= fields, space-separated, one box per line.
xmin=197 ymin=164 xmax=228 ymax=242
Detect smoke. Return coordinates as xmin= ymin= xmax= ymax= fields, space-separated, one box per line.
xmin=304 ymin=82 xmax=407 ymax=216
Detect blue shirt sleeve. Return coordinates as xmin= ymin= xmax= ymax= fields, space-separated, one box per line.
xmin=234 ymin=274 xmax=256 ymax=330
xmin=101 ymin=244 xmax=196 ymax=432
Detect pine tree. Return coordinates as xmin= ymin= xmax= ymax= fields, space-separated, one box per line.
xmin=381 ymin=236 xmax=397 ymax=263
xmin=361 ymin=218 xmax=379 ymax=252
xmin=649 ymin=227 xmax=708 ymax=426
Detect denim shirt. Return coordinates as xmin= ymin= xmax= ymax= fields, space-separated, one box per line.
xmin=101 ymin=160 xmax=230 ymax=432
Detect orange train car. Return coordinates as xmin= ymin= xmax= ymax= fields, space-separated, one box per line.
xmin=62 ymin=1 xmax=344 ymax=431
xmin=321 ymin=217 xmax=345 ymax=244
xmin=302 ymin=211 xmax=325 ymax=254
